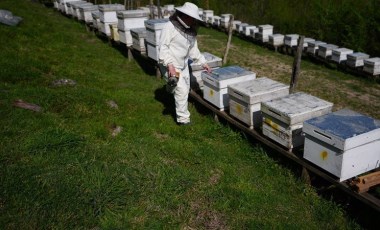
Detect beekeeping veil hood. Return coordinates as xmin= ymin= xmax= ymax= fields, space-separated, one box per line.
xmin=175 ymin=2 xmax=203 ymax=22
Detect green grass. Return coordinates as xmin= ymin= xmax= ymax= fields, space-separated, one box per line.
xmin=0 ymin=1 xmax=366 ymax=229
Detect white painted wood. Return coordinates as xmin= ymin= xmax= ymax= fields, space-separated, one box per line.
xmin=203 ymin=83 xmax=229 ymax=110
xmin=269 ymin=34 xmax=285 ymax=46
xmin=229 ymin=96 xmax=261 ymax=128
xmin=317 ymin=44 xmax=339 ymax=58
xmin=363 ymin=57 xmax=380 ymax=75
xmin=201 ymin=66 xmax=256 ymax=89
xmin=307 ymin=40 xmax=326 ymax=55
xmin=79 ymin=5 xmax=98 ymax=23
xmin=91 ymin=11 xmax=100 ymax=30
xmin=144 ymin=19 xmax=169 ymax=45
xmin=346 ymin=52 xmax=370 ymax=67
xmin=303 ymin=38 xmax=315 ymax=48
xmin=202 ymin=10 xmax=214 ymax=23
xmin=99 ymin=4 xmax=125 ymax=23
xmin=190 ymin=52 xmax=222 ymax=71
xmin=117 ymin=10 xmax=149 ymax=31
xmin=284 ymin=34 xmax=299 ymax=47
xmin=331 ymin=48 xmax=354 ymax=63
xmin=131 ymin=28 xmax=147 ymax=52
xmin=304 ymin=137 xmax=380 ymax=181
xmin=146 ymin=41 xmax=159 ymax=61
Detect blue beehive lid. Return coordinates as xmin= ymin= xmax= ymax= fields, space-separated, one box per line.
xmin=303 ymin=109 xmax=380 ymax=150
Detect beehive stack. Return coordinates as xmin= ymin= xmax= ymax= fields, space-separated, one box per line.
xmin=72 ymin=1 xmax=93 ymax=19
xmin=346 ymin=52 xmax=370 ymax=68
xmin=117 ymin=10 xmax=150 ymax=46
xmin=131 ymin=28 xmax=147 ymax=53
xmin=228 ymin=77 xmax=289 ymax=129
xmin=220 ymin=14 xmax=231 ymax=29
xmin=98 ymin=4 xmax=125 ymax=36
xmin=79 ymin=5 xmax=99 ymax=23
xmin=269 ymin=34 xmax=285 ymax=46
xmin=306 ymin=40 xmax=326 ymax=55
xmin=317 ymin=44 xmax=339 ymax=59
xmin=60 ymin=0 xmax=81 ymax=14
xmin=256 ymin=25 xmax=273 ymax=42
xmin=250 ymin=27 xmax=259 ymax=38
xmin=331 ymin=48 xmax=353 ymax=63
xmin=261 ymin=92 xmax=333 ymax=149
xmin=284 ymin=34 xmax=299 ymax=47
xmin=66 ymin=1 xmax=86 ymax=16
xmin=91 ymin=11 xmax=101 ymax=30
xmin=237 ymin=23 xmax=248 ymax=34
xmin=202 ymin=10 xmax=214 ymax=25
xmin=232 ymin=20 xmax=242 ymax=32
xmin=303 ymin=38 xmax=315 ymax=50
xmin=190 ymin=52 xmax=222 ymax=91
xmin=363 ymin=57 xmax=380 ymax=75
xmin=144 ymin=19 xmax=169 ymax=61
xmin=243 ymin=25 xmax=256 ymax=37
xmin=212 ymin=16 xmax=221 ymax=27
xmin=303 ymin=109 xmax=380 ymax=182
xmin=202 ymin=66 xmax=256 ymax=110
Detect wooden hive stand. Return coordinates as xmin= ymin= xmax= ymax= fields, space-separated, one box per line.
xmin=349 ymin=171 xmax=380 ymax=193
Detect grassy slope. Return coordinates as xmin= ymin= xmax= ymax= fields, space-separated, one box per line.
xmin=0 ymin=1 xmax=362 ymax=229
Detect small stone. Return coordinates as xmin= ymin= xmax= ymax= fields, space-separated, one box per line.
xmin=13 ymin=99 xmax=42 ymax=112
xmin=106 ymin=100 xmax=119 ymax=110
xmin=51 ymin=79 xmax=77 ymax=87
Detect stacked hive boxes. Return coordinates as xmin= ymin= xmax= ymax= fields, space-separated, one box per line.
xmin=60 ymin=0 xmax=80 ymax=14
xmin=284 ymin=34 xmax=299 ymax=47
xmin=190 ymin=52 xmax=222 ymax=91
xmin=220 ymin=14 xmax=231 ymax=29
xmin=212 ymin=16 xmax=221 ymax=27
xmin=72 ymin=1 xmax=93 ymax=19
xmin=307 ymin=40 xmax=326 ymax=55
xmin=131 ymin=28 xmax=147 ymax=53
xmin=79 ymin=5 xmax=99 ymax=23
xmin=257 ymin=25 xmax=273 ymax=42
xmin=202 ymin=66 xmax=256 ymax=111
xmin=202 ymin=10 xmax=214 ymax=24
xmin=346 ymin=52 xmax=370 ymax=68
xmin=269 ymin=34 xmax=285 ymax=46
xmin=232 ymin=20 xmax=242 ymax=31
xmin=331 ymin=48 xmax=353 ymax=63
xmin=317 ymin=44 xmax=339 ymax=59
xmin=237 ymin=23 xmax=248 ymax=34
xmin=144 ymin=19 xmax=169 ymax=61
xmin=302 ymin=38 xmax=315 ymax=51
xmin=303 ymin=109 xmax=380 ymax=181
xmin=228 ymin=77 xmax=289 ymax=129
xmin=250 ymin=27 xmax=259 ymax=38
xmin=243 ymin=25 xmax=256 ymax=37
xmin=117 ymin=10 xmax=150 ymax=47
xmin=66 ymin=1 xmax=86 ymax=17
xmin=363 ymin=57 xmax=380 ymax=75
xmin=99 ymin=4 xmax=125 ymax=36
xmin=261 ymin=92 xmax=333 ymax=149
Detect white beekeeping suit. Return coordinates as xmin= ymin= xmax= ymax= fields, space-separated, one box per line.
xmin=159 ymin=2 xmax=211 ymax=125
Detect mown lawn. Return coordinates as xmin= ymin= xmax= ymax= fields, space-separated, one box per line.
xmin=0 ymin=1 xmax=364 ymax=229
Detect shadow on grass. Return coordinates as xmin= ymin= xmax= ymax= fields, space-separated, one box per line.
xmin=154 ymin=84 xmax=176 ymax=122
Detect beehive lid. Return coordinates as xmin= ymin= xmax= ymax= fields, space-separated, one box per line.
xmin=144 ymin=18 xmax=169 ymax=30
xmin=285 ymin=34 xmax=299 ymax=40
xmin=79 ymin=5 xmax=98 ymax=11
xmin=261 ymin=92 xmax=333 ymax=125
xmin=201 ymin=66 xmax=256 ymax=88
xmin=203 ymin=10 xmax=214 ymax=14
xmin=91 ymin=11 xmax=100 ymax=18
xmin=308 ymin=40 xmax=326 ymax=47
xmin=364 ymin=57 xmax=380 ymax=66
xmin=318 ymin=44 xmax=339 ymax=50
xmin=303 ymin=109 xmax=380 ymax=151
xmin=259 ymin=24 xmax=273 ymax=30
xmin=228 ymin=77 xmax=289 ymax=104
xmin=347 ymin=52 xmax=370 ymax=60
xmin=72 ymin=2 xmax=92 ymax=9
xmin=270 ymin=34 xmax=284 ymax=39
xmin=67 ymin=1 xmax=86 ymax=7
xmin=130 ymin=27 xmax=147 ymax=37
xmin=99 ymin=4 xmax=125 ymax=12
xmin=332 ymin=48 xmax=353 ymax=55
xmin=190 ymin=52 xmax=222 ymax=71
xmin=117 ymin=9 xmax=150 ymax=18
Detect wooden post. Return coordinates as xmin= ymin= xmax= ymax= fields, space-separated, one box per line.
xmin=157 ymin=0 xmax=162 ymax=19
xmin=289 ymin=36 xmax=304 ymax=94
xmin=223 ymin=15 xmax=234 ymax=65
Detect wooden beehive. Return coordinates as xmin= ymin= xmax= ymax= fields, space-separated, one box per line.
xmin=363 ymin=57 xmax=380 ymax=75
xmin=346 ymin=52 xmax=370 ymax=68
xmin=190 ymin=52 xmax=223 ymax=90
xmin=303 ymin=38 xmax=315 ymax=50
xmin=250 ymin=27 xmax=259 ymax=38
xmin=228 ymin=77 xmax=289 ymax=129
xmin=72 ymin=2 xmax=92 ymax=19
xmin=202 ymin=66 xmax=256 ymax=110
xmin=202 ymin=10 xmax=214 ymax=24
xmin=99 ymin=4 xmax=125 ymax=23
xmin=91 ymin=11 xmax=100 ymax=30
xmin=243 ymin=25 xmax=256 ymax=37
xmin=261 ymin=92 xmax=333 ymax=149
xmin=257 ymin=25 xmax=273 ymax=42
xmin=317 ymin=44 xmax=339 ymax=59
xmin=269 ymin=34 xmax=285 ymax=46
xmin=212 ymin=16 xmax=221 ymax=27
xmin=303 ymin=109 xmax=380 ymax=182
xmin=220 ymin=14 xmax=231 ymax=28
xmin=237 ymin=23 xmax=249 ymax=34
xmin=116 ymin=10 xmax=149 ymax=46
xmin=79 ymin=5 xmax=98 ymax=23
xmin=331 ymin=48 xmax=353 ymax=63
xmin=131 ymin=28 xmax=147 ymax=53
xmin=232 ymin=20 xmax=242 ymax=31
xmin=306 ymin=40 xmax=326 ymax=55
xmin=144 ymin=18 xmax=169 ymax=45
xmin=284 ymin=34 xmax=299 ymax=47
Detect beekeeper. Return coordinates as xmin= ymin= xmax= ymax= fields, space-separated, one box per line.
xmin=159 ymin=2 xmax=211 ymax=126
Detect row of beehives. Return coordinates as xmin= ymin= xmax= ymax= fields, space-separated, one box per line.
xmin=200 ymin=10 xmax=380 ymax=76
xmin=52 ymin=1 xmax=380 ymax=183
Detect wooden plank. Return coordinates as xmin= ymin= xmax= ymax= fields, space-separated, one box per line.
xmin=350 ymin=171 xmax=380 ymax=193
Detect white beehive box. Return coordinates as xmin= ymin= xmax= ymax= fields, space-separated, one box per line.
xmin=284 ymin=34 xmax=299 ymax=47
xmin=99 ymin=21 xmax=113 ymax=36
xmin=363 ymin=57 xmax=380 ymax=75
xmin=72 ymin=2 xmax=93 ymax=19
xmin=99 ymin=4 xmax=125 ymax=23
xmin=202 ymin=66 xmax=256 ymax=110
xmin=190 ymin=52 xmax=223 ymax=90
xmin=60 ymin=0 xmax=78 ymax=13
xmin=261 ymin=92 xmax=333 ymax=149
xmin=307 ymin=40 xmax=326 ymax=55
xmin=212 ymin=16 xmax=221 ymax=27
xmin=250 ymin=27 xmax=259 ymax=38
xmin=346 ymin=52 xmax=370 ymax=68
xmin=228 ymin=77 xmax=289 ymax=129
xmin=117 ymin=10 xmax=149 ymax=31
xmin=303 ymin=109 xmax=380 ymax=182
xmin=257 ymin=25 xmax=273 ymax=42
xmin=66 ymin=1 xmax=86 ymax=16
xmin=331 ymin=48 xmax=353 ymax=63
xmin=269 ymin=34 xmax=285 ymax=46
xmin=91 ymin=11 xmax=100 ymax=30
xmin=146 ymin=40 xmax=159 ymax=61
xmin=303 ymin=38 xmax=315 ymax=49
xmin=198 ymin=8 xmax=203 ymax=19
xmin=232 ymin=20 xmax=242 ymax=31
xmin=202 ymin=10 xmax=214 ymax=24
xmin=144 ymin=19 xmax=169 ymax=45
xmin=243 ymin=25 xmax=256 ymax=37
xmin=79 ymin=5 xmax=98 ymax=23
xmin=237 ymin=23 xmax=249 ymax=34
xmin=220 ymin=14 xmax=231 ymax=28
xmin=54 ymin=0 xmax=59 ymax=9
xmin=317 ymin=44 xmax=339 ymax=59
xmin=131 ymin=28 xmax=147 ymax=53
